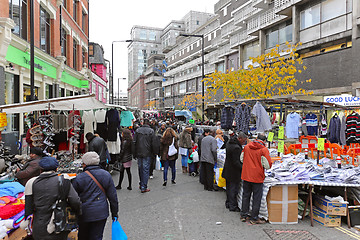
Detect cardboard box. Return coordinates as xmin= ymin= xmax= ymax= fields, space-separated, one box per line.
xmin=68 ymin=231 xmax=78 ymax=240
xmin=267 ymin=185 xmax=298 ymax=224
xmin=313 ymin=206 xmax=341 ymax=227
xmin=6 ymin=228 xmax=28 ymax=240
xmin=314 ymin=195 xmax=347 ymax=216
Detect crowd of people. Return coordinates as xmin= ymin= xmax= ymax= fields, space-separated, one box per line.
xmin=13 ymin=116 xmax=273 ymax=239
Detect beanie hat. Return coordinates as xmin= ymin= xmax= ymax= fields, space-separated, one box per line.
xmin=82 ymin=152 xmax=100 ymax=166
xmin=39 ymin=156 xmax=59 ymax=171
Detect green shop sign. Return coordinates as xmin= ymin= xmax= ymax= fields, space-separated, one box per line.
xmin=5 ymin=45 xmax=57 ymax=79
xmin=61 ymin=71 xmax=88 ymax=88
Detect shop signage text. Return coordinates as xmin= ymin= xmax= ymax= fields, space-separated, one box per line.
xmin=324 ymin=94 xmax=360 ymax=106
xmin=24 ymin=57 xmax=44 ymax=71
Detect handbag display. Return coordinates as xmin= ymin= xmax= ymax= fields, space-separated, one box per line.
xmin=168 ymin=138 xmax=177 ymax=156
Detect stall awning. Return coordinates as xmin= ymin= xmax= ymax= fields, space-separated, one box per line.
xmin=0 ymin=94 xmax=107 ymax=114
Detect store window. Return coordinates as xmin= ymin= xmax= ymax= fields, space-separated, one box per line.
xmin=61 ymin=28 xmax=67 ymax=58
xmin=45 ymin=84 xmax=53 ymax=99
xmin=73 ymin=39 xmax=78 ymax=70
xmin=266 ymin=22 xmax=292 ymax=49
xmin=40 ymin=6 xmax=50 ymax=53
xmin=9 ymin=0 xmax=27 ymax=40
xmin=66 ymin=89 xmax=71 ymax=97
xmin=24 ymin=84 xmax=38 ymax=102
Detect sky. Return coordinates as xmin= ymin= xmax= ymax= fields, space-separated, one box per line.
xmin=89 ymin=0 xmax=219 ymax=93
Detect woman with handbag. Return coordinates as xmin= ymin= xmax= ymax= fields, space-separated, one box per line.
xmin=178 ymin=126 xmax=193 ymax=173
xmin=160 ymin=128 xmax=179 ymax=186
xmin=116 ymin=129 xmax=133 ymax=190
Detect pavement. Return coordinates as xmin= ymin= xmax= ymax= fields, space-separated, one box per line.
xmin=102 ymin=159 xmax=360 ymax=240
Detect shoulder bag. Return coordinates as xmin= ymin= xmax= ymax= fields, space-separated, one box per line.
xmin=85 ymin=170 xmax=106 ymax=194
xmin=168 ymin=138 xmax=177 ymax=157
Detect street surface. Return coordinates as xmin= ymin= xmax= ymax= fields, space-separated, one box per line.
xmin=102 ymin=159 xmax=360 ymax=240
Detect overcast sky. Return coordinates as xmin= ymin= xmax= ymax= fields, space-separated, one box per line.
xmin=89 ymin=0 xmax=219 ymax=93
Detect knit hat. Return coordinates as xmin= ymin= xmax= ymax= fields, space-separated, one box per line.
xmin=39 ymin=156 xmax=59 ymax=171
xmin=82 ymin=152 xmax=100 ymax=166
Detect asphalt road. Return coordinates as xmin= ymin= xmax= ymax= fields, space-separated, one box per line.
xmin=102 ymin=159 xmax=360 ymax=240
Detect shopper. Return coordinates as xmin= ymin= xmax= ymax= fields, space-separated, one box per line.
xmin=16 ymin=147 xmax=43 ymax=186
xmin=197 ymin=128 xmax=210 ymax=184
xmin=215 ymin=129 xmax=228 ymax=149
xmin=240 ymin=134 xmax=272 ymax=224
xmin=179 ymin=126 xmax=193 ymax=173
xmin=72 ymin=152 xmax=119 ymax=240
xmin=160 ymin=128 xmax=179 ymax=186
xmin=86 ymin=132 xmax=108 ymax=169
xmin=116 ymin=129 xmax=133 ymax=190
xmin=133 ymin=118 xmax=159 ymax=193
xmin=199 ymin=130 xmax=217 ymax=191
xmin=223 ymin=132 xmax=247 ymax=212
xmin=24 ymin=156 xmax=81 ymax=240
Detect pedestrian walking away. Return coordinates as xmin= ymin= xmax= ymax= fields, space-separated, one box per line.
xmin=86 ymin=132 xmax=109 ymax=169
xmin=72 ymin=152 xmax=119 ymax=240
xmin=160 ymin=127 xmax=179 ymax=186
xmin=179 ymin=126 xmax=193 ymax=173
xmin=116 ymin=129 xmax=133 ymax=190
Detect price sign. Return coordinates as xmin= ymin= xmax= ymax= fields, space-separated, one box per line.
xmin=267 ymin=132 xmax=274 ymax=142
xmin=189 ymin=119 xmax=195 ymax=124
xmin=318 ymin=138 xmax=325 ymax=151
xmin=0 ymin=113 xmax=7 ymax=128
xmin=278 ymin=126 xmax=284 ymax=139
xmin=278 ymin=140 xmax=285 ymax=153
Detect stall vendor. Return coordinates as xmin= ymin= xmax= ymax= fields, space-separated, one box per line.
xmin=15 ymin=147 xmax=42 ymax=186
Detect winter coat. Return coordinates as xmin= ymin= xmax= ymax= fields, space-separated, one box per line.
xmin=197 ymin=134 xmax=206 ymax=157
xmin=241 ymin=140 xmax=272 ymax=183
xmin=119 ymin=139 xmax=133 ymax=163
xmin=72 ymin=165 xmax=118 ymax=222
xmin=25 ymin=172 xmax=81 ymax=240
xmin=251 ymin=102 xmax=272 ymax=133
xmin=221 ymin=106 xmax=235 ymax=130
xmin=329 ymin=115 xmax=341 ymax=144
xmin=179 ymin=129 xmax=192 ymax=149
xmin=15 ymin=157 xmax=41 ymax=186
xmin=133 ymin=124 xmax=159 ymax=158
xmin=88 ymin=136 xmax=108 ymax=164
xmin=222 ymin=136 xmax=243 ymax=182
xmin=200 ymin=135 xmax=217 ymax=164
xmin=160 ymin=135 xmax=179 ymax=161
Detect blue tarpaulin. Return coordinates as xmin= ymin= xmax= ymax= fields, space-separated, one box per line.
xmin=175 ymin=110 xmax=192 ymax=119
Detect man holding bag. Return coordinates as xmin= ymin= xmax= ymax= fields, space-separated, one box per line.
xmin=72 ymin=152 xmax=119 ymax=240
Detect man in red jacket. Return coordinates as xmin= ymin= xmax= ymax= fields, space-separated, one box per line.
xmin=240 ymin=134 xmax=272 ymax=224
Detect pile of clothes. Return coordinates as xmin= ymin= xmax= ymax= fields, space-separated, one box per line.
xmin=0 ymin=182 xmax=25 ymax=238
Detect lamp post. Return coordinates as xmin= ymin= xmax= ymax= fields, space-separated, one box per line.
xmin=30 ymin=0 xmax=35 ymax=101
xmin=180 ymin=33 xmax=205 ymax=121
xmin=117 ymin=77 xmax=126 ymax=105
xmin=111 ymin=40 xmax=132 ymax=104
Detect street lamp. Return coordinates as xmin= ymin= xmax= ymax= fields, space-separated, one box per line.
xmin=117 ymin=77 xmax=126 ymax=105
xmin=180 ymin=33 xmax=205 ymax=122
xmin=111 ymin=40 xmax=132 ymax=104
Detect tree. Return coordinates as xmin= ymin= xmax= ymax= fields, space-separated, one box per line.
xmin=145 ymin=100 xmax=157 ymax=110
xmin=178 ymin=93 xmax=202 ymax=110
xmin=203 ymin=42 xmax=312 ymax=101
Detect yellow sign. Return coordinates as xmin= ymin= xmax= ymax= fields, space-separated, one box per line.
xmin=267 ymin=132 xmax=274 ymax=142
xmin=318 ymin=138 xmax=325 ymax=151
xmin=278 ymin=126 xmax=284 ymax=139
xmin=278 ymin=140 xmax=285 ymax=153
xmin=0 ymin=112 xmax=7 ymax=128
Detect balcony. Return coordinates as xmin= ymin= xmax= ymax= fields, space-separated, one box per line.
xmin=230 ymin=30 xmax=258 ymax=49
xmin=247 ymin=8 xmax=287 ymax=35
xmin=214 ymin=0 xmax=232 ymax=13
xmin=221 ymin=22 xmax=241 ymax=39
xmin=274 ymin=0 xmax=302 ymax=15
xmin=233 ymin=1 xmax=262 ymax=27
xmin=252 ymin=0 xmax=271 ymax=10
xmin=144 ymin=76 xmax=162 ymax=84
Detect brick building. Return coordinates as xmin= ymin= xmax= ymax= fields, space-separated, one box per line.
xmin=128 ymin=75 xmax=146 ymax=109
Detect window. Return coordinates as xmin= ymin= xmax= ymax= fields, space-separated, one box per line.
xmin=63 ymin=0 xmax=66 ymax=9
xmin=9 ymin=0 xmax=27 ymax=39
xmin=179 ymin=82 xmax=186 ymax=94
xmin=244 ymin=41 xmax=260 ymax=60
xmin=98 ymin=86 xmax=102 ymax=100
xmin=73 ymin=0 xmax=77 ymax=22
xmin=89 ymin=44 xmax=94 ymax=56
xmin=223 ymin=6 xmax=228 ymax=16
xmin=40 ymin=6 xmax=50 ymax=53
xmin=140 ymin=30 xmax=147 ymax=40
xmin=265 ymin=22 xmax=292 ymax=49
xmin=61 ymin=28 xmax=67 ymax=58
xmin=196 ymin=20 xmax=200 ymax=25
xmin=149 ymin=32 xmax=156 ymax=41
xmin=82 ymin=48 xmax=86 ymax=67
xmin=92 ymin=82 xmax=96 ymax=94
xmin=82 ymin=11 xmax=87 ymax=32
xmin=73 ymin=39 xmax=77 ymax=69
xmin=300 ymin=4 xmax=320 ymax=29
xmin=321 ymin=0 xmax=346 ymax=22
xmin=216 ymin=62 xmax=225 ymax=73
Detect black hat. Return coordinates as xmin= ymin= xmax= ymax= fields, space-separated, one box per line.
xmin=30 ymin=147 xmax=43 ymax=156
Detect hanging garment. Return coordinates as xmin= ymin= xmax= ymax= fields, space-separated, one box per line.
xmin=95 ymin=109 xmax=107 ymax=141
xmin=120 ymin=111 xmax=135 ymax=127
xmin=106 ymin=109 xmax=120 ymax=142
xmin=67 ymin=110 xmax=81 ymax=129
xmin=328 ymin=115 xmax=341 ymax=144
xmin=82 ymin=110 xmax=96 ymax=143
xmin=251 ymin=102 xmax=272 ymax=133
xmin=286 ymin=112 xmax=301 ymax=139
xmin=340 ymin=114 xmax=346 ymax=145
xmin=221 ymin=106 xmax=235 ymax=130
xmin=107 ymin=133 xmax=121 ymax=154
xmin=319 ymin=114 xmax=327 ymax=138
xmin=346 ymin=112 xmax=360 ymax=144
xmin=235 ymin=104 xmax=251 ymax=134
xmin=301 ymin=118 xmax=308 ymax=136
xmin=305 ymin=113 xmax=318 ymax=136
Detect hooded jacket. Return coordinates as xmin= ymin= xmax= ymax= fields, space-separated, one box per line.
xmin=222 ymin=136 xmax=243 ymax=182
xmin=133 ymin=124 xmax=159 ymax=158
xmin=241 ymin=140 xmax=272 ymax=183
xmin=88 ymin=136 xmax=108 ymax=163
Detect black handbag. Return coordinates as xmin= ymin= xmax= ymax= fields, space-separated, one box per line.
xmin=51 ymin=175 xmax=78 ymax=234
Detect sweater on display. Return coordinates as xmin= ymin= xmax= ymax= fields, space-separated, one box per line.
xmin=305 ymin=113 xmax=318 ymax=136
xmin=221 ymin=106 xmax=235 ymax=130
xmin=328 ymin=115 xmax=341 ymax=144
xmin=346 ymin=112 xmax=360 ymax=144
xmin=251 ymin=102 xmax=272 ymax=133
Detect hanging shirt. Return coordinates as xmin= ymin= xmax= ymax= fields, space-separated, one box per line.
xmin=328 ymin=115 xmax=341 ymax=144
xmin=319 ymin=114 xmax=327 ymax=138
xmin=305 ymin=113 xmax=318 ymax=136
xmin=251 ymin=102 xmax=272 ymax=133
xmin=221 ymin=106 xmax=235 ymax=130
xmin=82 ymin=110 xmax=96 ymax=143
xmin=95 ymin=109 xmax=106 ymax=124
xmin=286 ymin=112 xmax=301 ymax=139
xmin=120 ymin=111 xmax=135 ymax=127
xmin=346 ymin=112 xmax=360 ymax=144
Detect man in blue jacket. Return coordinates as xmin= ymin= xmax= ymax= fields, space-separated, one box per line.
xmin=72 ymin=152 xmax=119 ymax=240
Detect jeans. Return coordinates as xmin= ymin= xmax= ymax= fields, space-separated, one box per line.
xmin=225 ymin=180 xmax=241 ymax=210
xmin=163 ymin=160 xmax=176 ymax=182
xmin=201 ymin=162 xmax=214 ymax=190
xmin=78 ymin=218 xmax=107 ymax=240
xmin=181 ymin=149 xmax=188 ymax=167
xmin=241 ymin=180 xmax=263 ymax=220
xmin=137 ymin=157 xmax=151 ymax=191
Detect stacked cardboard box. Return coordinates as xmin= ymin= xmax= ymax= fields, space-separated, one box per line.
xmin=313 ymin=195 xmax=347 ymax=227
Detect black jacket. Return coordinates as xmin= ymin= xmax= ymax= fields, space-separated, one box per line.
xmin=133 ymin=125 xmax=159 ymax=158
xmin=197 ymin=134 xmax=205 ymax=157
xmin=25 ymin=172 xmax=81 ymax=240
xmin=72 ymin=165 xmax=118 ymax=222
xmin=15 ymin=157 xmax=41 ymax=186
xmin=119 ymin=139 xmax=133 ymax=163
xmin=88 ymin=136 xmax=108 ymax=163
xmin=222 ymin=136 xmax=243 ymax=182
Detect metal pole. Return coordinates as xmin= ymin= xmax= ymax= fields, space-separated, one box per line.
xmin=30 ymin=0 xmax=35 ymax=101
xmin=118 ymin=78 xmax=120 ymax=105
xmin=111 ymin=42 xmax=114 ymax=104
xmin=201 ymin=35 xmax=205 ymax=122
